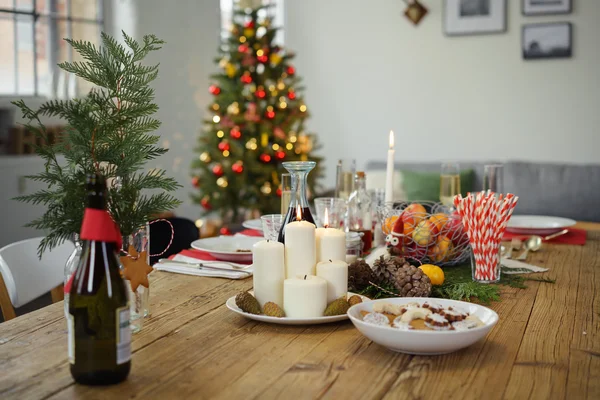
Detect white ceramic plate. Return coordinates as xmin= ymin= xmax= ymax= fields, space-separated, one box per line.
xmin=242 ymin=219 xmax=263 ymax=232
xmin=226 ymin=293 xmax=369 ymax=325
xmin=347 ymin=297 xmax=499 ymax=355
xmin=191 ymin=236 xmax=262 ymax=262
xmin=506 ymin=215 xmax=576 ymax=235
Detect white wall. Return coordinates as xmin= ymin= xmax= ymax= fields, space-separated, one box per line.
xmin=106 ymin=0 xmax=221 ymax=221
xmin=285 ymin=0 xmax=600 ymax=188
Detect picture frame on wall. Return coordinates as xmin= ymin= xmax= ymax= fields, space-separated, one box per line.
xmin=522 ymin=22 xmax=572 ymax=60
xmin=523 ymin=0 xmax=572 ymax=16
xmin=444 ymin=0 xmax=507 ymax=36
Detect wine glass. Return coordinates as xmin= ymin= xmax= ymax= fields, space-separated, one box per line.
xmin=440 ymin=162 xmax=461 ymax=207
xmin=483 ymin=164 xmax=504 ymax=194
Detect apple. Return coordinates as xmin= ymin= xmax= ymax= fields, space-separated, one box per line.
xmin=404 ymin=242 xmax=427 ymax=260
xmin=403 ymin=203 xmax=427 ymax=226
xmin=412 ymin=220 xmax=437 ymax=246
xmin=442 ymin=216 xmax=468 ymax=247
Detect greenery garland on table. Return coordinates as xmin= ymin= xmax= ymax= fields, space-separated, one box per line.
xmin=358 ymin=262 xmax=555 ymax=305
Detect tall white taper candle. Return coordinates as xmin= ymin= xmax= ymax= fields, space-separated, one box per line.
xmin=385 ymin=130 xmax=395 ymax=203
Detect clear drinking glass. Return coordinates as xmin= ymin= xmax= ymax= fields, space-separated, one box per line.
xmin=277 ymin=161 xmax=317 ymax=243
xmin=369 ymin=189 xmax=386 ymax=246
xmin=440 ymin=162 xmax=461 ymax=207
xmin=121 ymin=224 xmax=151 ymax=333
xmin=483 ymin=164 xmax=504 ymax=194
xmin=345 ymin=231 xmax=363 ymax=263
xmin=314 ymin=197 xmax=346 ymax=228
xmin=470 ymin=244 xmax=501 ymax=284
xmin=261 ymin=214 xmax=284 ymax=241
xmin=280 ymin=173 xmax=292 ymax=215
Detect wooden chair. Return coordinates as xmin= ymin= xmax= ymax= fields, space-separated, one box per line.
xmin=0 ymin=237 xmax=74 ymax=321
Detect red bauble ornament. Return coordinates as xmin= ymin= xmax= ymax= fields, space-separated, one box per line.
xmin=191 ymin=176 xmax=200 ymax=188
xmin=241 ymin=74 xmax=253 ymax=84
xmin=209 ymin=85 xmax=221 ymax=95
xmin=256 ymin=89 xmax=266 ymax=98
xmin=245 ymin=20 xmax=255 ymax=29
xmin=260 ymin=154 xmax=272 ymax=163
xmin=266 ymin=110 xmax=275 ymax=119
xmin=212 ymin=164 xmax=224 ymax=176
xmin=275 ymin=151 xmax=285 ymax=160
xmin=276 ymin=187 xmax=282 ymax=197
xmin=220 ymin=226 xmax=232 ymax=235
xmin=257 ymin=54 xmax=268 ymax=63
xmin=287 ymin=66 xmax=296 ymax=75
xmin=232 ymin=161 xmax=244 ymax=174
xmin=218 ymin=141 xmax=230 ymax=152
xmin=201 ymin=197 xmax=211 ymax=209
xmin=288 ymin=90 xmax=296 ymax=100
xmin=238 ymin=44 xmax=249 ymax=53
xmin=230 ymin=128 xmax=242 ymax=139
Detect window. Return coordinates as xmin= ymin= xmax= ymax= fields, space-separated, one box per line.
xmin=0 ymin=0 xmax=104 ymax=98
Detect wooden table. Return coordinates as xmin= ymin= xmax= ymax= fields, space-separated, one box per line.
xmin=1 ymin=231 xmax=599 ymax=399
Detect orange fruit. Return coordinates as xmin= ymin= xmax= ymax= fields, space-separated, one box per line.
xmin=383 ymin=215 xmax=399 ymax=234
xmin=427 ymin=235 xmax=454 ymax=263
xmin=419 ymin=264 xmax=445 ymax=286
xmin=429 ymin=213 xmax=449 ymax=232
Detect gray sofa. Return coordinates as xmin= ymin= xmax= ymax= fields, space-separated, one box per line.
xmin=365 ymin=161 xmax=600 ymax=222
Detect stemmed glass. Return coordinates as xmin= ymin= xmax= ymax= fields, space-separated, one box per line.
xmin=440 ymin=162 xmax=461 ymax=208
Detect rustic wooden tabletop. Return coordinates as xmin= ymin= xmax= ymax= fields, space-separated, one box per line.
xmin=1 ymin=230 xmax=598 ymax=400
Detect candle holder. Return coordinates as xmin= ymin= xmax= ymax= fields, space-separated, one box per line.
xmin=277 ymin=161 xmax=317 ymax=243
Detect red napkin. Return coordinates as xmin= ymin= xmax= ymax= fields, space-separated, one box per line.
xmin=502 ymin=229 xmax=586 ymax=246
xmin=238 ymin=229 xmax=263 ymax=237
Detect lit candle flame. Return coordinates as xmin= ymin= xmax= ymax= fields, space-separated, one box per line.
xmin=323 ymin=208 xmax=329 ymax=228
xmin=296 ymin=204 xmax=302 ymax=221
xmin=389 ymin=130 xmax=394 ymax=149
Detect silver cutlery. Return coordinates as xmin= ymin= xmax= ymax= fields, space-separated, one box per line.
xmin=157 ymin=259 xmax=252 ymax=275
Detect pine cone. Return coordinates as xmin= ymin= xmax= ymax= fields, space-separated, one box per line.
xmin=372 ymin=255 xmax=410 ymax=285
xmin=348 ymin=260 xmax=375 ymax=291
xmin=392 ymin=264 xmax=432 ymax=297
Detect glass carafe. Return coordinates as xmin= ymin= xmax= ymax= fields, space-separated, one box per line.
xmin=277 ymin=161 xmax=317 ymax=243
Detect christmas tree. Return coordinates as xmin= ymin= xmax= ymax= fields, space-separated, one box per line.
xmin=191 ymin=4 xmax=322 ymax=222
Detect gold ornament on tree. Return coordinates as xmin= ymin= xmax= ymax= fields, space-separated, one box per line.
xmin=260 ymin=182 xmax=272 ymax=195
xmin=225 ymin=63 xmax=237 ymax=77
xmin=200 ymin=152 xmax=211 ymax=163
xmin=227 ymin=102 xmax=240 ymax=115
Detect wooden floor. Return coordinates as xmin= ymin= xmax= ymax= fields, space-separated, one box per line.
xmin=0 ymin=232 xmax=599 ymax=399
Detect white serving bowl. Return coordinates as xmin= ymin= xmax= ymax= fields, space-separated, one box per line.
xmin=347 ymin=297 xmax=499 ymax=355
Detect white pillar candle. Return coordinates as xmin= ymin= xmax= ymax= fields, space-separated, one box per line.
xmin=284 ymin=218 xmax=316 ymax=278
xmin=315 ymin=227 xmax=346 ymax=263
xmin=283 ymin=275 xmax=328 ymax=318
xmin=252 ymin=240 xmax=285 ymax=308
xmin=316 ymin=260 xmax=348 ymax=303
xmin=385 ymin=130 xmax=395 ymax=203
xmin=346 ymin=254 xmax=358 ymax=263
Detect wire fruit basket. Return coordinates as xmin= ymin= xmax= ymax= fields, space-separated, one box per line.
xmin=376 ymin=201 xmax=470 ymax=267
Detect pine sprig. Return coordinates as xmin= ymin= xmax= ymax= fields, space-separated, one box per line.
xmin=13 ymin=31 xmax=180 ymax=257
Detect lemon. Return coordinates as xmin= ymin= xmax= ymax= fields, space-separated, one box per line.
xmin=419 ymin=264 xmax=445 ymax=286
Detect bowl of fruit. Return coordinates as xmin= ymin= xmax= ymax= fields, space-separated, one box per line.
xmin=377 ymin=201 xmax=470 ymax=266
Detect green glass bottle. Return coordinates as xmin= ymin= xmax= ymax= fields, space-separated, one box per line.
xmin=68 ymin=174 xmax=131 ymax=385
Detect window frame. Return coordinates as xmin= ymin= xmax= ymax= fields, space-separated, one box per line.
xmin=0 ymin=0 xmax=105 ymax=99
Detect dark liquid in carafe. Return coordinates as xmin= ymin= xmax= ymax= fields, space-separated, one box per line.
xmin=277 ymin=207 xmax=316 ymax=243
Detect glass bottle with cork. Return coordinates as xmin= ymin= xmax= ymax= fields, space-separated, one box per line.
xmin=347 ymin=171 xmax=373 ymax=252
xmin=68 ymin=174 xmax=131 ymax=385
